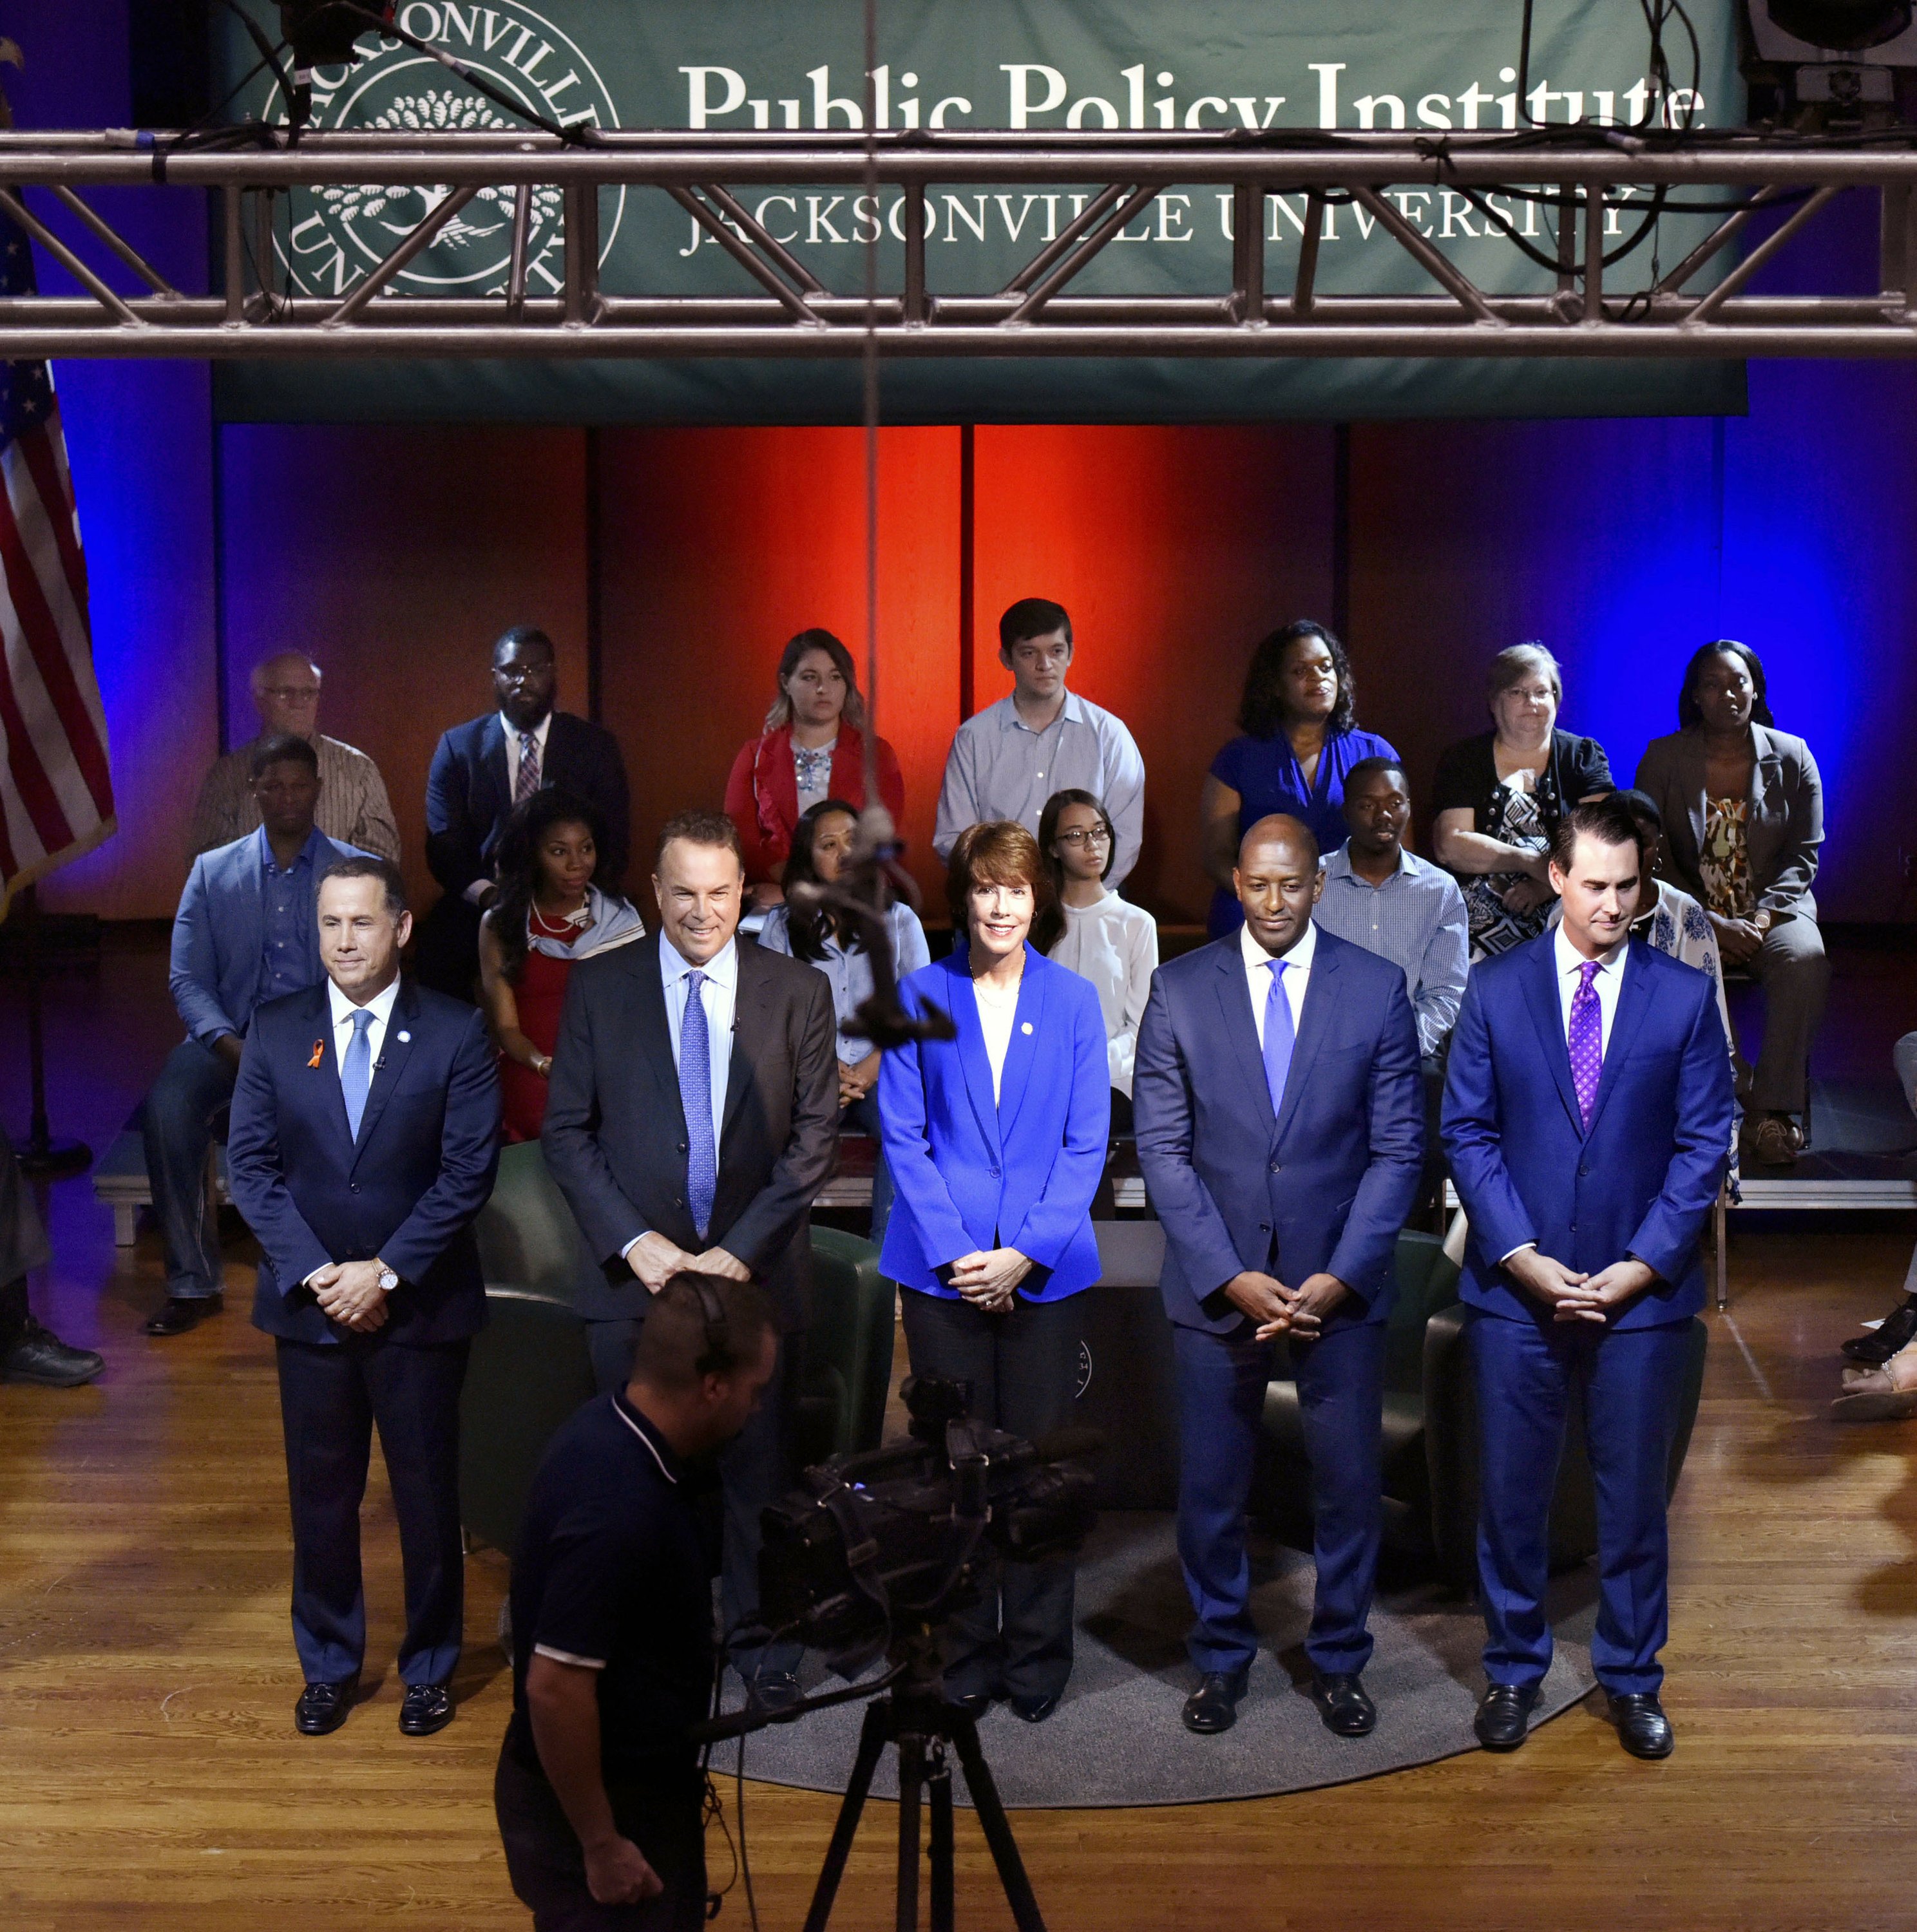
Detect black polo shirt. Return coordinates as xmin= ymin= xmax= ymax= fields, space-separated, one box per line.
xmin=506 ymin=1392 xmax=716 ymax=1786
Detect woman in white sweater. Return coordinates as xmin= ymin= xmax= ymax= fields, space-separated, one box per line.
xmin=1035 ymin=788 xmax=1159 ymax=1128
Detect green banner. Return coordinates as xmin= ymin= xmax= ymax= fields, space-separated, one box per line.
xmin=215 ymin=1 xmax=1747 ymax=423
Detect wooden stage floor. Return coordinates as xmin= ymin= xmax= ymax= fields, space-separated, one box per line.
xmin=4 ymin=940 xmax=1917 ymax=1929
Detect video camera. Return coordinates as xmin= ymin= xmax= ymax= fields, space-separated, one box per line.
xmin=755 ymin=1373 xmax=1101 ymax=1680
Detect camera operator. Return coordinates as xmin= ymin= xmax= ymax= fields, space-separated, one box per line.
xmin=494 ymin=1273 xmax=778 ymax=1929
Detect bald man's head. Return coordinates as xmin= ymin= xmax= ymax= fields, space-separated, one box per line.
xmin=251 ymin=652 xmax=323 ymax=739
xmin=1235 ymin=813 xmax=1322 ymax=959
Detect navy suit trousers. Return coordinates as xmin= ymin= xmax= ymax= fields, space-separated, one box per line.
xmin=1469 ymin=1306 xmax=1691 ymax=1697
xmin=275 ymin=1335 xmax=469 ymax=1686
xmin=1173 ymin=1315 xmax=1385 ymax=1678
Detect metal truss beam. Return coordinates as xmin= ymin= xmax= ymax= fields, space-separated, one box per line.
xmin=1 ymin=129 xmax=1915 ymax=361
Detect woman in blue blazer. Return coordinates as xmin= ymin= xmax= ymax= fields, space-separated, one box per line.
xmin=879 ymin=821 xmax=1111 ymax=1722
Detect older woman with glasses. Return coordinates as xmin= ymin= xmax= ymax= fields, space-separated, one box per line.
xmin=1033 ymin=788 xmax=1158 ymax=1130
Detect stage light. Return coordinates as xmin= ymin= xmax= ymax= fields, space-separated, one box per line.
xmin=1745 ymin=1 xmax=1917 ymax=127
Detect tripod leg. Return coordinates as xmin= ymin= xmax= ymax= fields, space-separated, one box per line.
xmin=950 ymin=1716 xmax=1047 ymax=1932
xmin=895 ymin=1732 xmax=923 ymax=1932
xmin=928 ymin=1748 xmax=955 ymax=1932
xmin=804 ymin=1698 xmax=891 ymax=1932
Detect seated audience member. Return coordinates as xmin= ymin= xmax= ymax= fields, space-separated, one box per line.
xmin=495 ymin=1274 xmax=779 ymax=1931
xmin=188 ymin=651 xmax=401 ymax=861
xmin=419 ymin=625 xmax=631 ymax=1000
xmin=1835 ymin=1033 xmax=1917 ymax=1414
xmin=480 ymin=790 xmax=646 ymax=1144
xmin=144 ymin=736 xmax=370 ymax=1338
xmin=1201 ymin=621 xmax=1398 ymax=938
xmin=1634 ymin=641 xmax=1826 ymax=1168
xmin=0 ymin=1150 xmax=102 ymax=1386
xmin=1432 ymin=642 xmax=1613 ymax=962
xmin=934 ymin=598 xmax=1146 ymax=889
xmin=879 ymin=822 xmax=1109 ymax=1722
xmin=1033 ymin=788 xmax=1158 ymax=1130
xmin=758 ymin=798 xmax=930 ymax=1249
xmin=723 ymin=629 xmax=905 ymax=907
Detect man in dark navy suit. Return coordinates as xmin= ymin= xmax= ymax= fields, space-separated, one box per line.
xmin=1135 ymin=814 xmax=1424 ymax=1738
xmin=227 ymin=855 xmax=501 ymax=1738
xmin=417 ymin=625 xmax=631 ymax=996
xmin=1444 ymin=797 xmax=1733 ymax=1761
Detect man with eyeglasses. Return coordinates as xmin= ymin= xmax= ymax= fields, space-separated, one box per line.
xmin=934 ymin=598 xmax=1147 ymax=888
xmin=189 ymin=652 xmax=401 ymax=860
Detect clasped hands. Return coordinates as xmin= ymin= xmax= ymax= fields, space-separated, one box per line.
xmin=1226 ymin=1269 xmax=1350 ymax=1342
xmin=950 ymin=1248 xmax=1032 ymax=1313
xmin=1503 ymin=1246 xmax=1656 ymax=1323
xmin=629 ymin=1230 xmax=750 ymax=1291
xmin=309 ymin=1259 xmax=390 ymax=1333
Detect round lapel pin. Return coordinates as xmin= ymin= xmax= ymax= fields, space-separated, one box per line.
xmin=1021 ymin=1021 xmax=1033 ymax=1034
xmin=396 ymin=1030 xmax=411 ymax=1044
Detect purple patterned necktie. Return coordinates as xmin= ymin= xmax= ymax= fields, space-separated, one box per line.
xmin=515 ymin=729 xmax=541 ymax=804
xmin=1567 ymin=959 xmax=1603 ymax=1132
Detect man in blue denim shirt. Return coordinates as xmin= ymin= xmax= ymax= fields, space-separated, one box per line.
xmin=142 ymin=735 xmax=368 ymax=1338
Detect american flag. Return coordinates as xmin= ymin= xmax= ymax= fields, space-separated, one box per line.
xmin=0 ymin=201 xmax=113 ymax=918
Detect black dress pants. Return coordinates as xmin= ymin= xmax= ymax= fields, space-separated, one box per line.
xmin=899 ymin=1289 xmax=1083 ymax=1701
xmin=495 ymin=1741 xmax=707 ymax=1932
xmin=274 ymin=1334 xmax=469 ymax=1687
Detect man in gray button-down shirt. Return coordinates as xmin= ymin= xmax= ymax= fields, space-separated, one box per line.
xmin=933 ymin=598 xmax=1146 ymax=888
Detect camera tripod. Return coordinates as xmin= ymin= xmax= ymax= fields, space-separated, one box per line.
xmin=802 ymin=1625 xmax=1045 ymax=1932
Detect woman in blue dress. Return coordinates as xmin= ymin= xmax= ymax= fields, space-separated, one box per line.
xmin=1200 ymin=620 xmax=1398 ymax=937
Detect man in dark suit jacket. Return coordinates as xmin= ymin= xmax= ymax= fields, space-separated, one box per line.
xmin=227 ymin=855 xmax=501 ymax=1739
xmin=542 ymin=808 xmax=838 ymax=1704
xmin=416 ymin=625 xmax=631 ymax=997
xmin=1444 ymin=797 xmax=1733 ymax=1761
xmin=1135 ymin=815 xmax=1424 ymax=1739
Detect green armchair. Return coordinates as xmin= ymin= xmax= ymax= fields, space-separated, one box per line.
xmin=796 ymin=1227 xmax=896 ymax=1466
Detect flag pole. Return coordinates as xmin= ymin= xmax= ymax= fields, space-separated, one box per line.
xmin=14 ymin=886 xmax=90 ymax=1179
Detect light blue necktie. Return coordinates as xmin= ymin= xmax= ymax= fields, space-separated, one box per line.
xmin=1263 ymin=958 xmax=1295 ymax=1119
xmin=342 ymin=1007 xmax=374 ymax=1141
xmin=679 ymin=969 xmax=717 ymax=1242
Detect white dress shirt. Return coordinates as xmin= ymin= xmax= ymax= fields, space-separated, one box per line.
xmin=1552 ymin=923 xmax=1628 ymax=1055
xmin=660 ymin=932 xmax=736 ymax=1147
xmin=971 ymin=971 xmax=1022 ymax=1104
xmin=327 ymin=975 xmax=402 ymax=1088
xmin=1241 ymin=917 xmax=1316 ymax=1049
xmin=1047 ymin=889 xmax=1158 ymax=1099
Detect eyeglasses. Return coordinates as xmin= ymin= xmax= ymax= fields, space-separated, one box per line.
xmin=1056 ymin=826 xmax=1111 ymax=849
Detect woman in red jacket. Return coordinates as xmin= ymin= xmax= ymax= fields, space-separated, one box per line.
xmin=723 ymin=627 xmax=905 ymax=904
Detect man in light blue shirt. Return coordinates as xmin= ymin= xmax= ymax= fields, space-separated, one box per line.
xmin=933 ymin=598 xmax=1147 ymax=887
xmin=143 ymin=736 xmax=368 ymax=1338
xmin=1313 ymin=758 xmax=1468 ymax=1217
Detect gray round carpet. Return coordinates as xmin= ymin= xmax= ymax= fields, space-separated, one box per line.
xmin=714 ymin=1512 xmax=1599 ymax=1808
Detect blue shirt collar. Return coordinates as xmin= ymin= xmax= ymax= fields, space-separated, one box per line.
xmin=255 ymin=824 xmax=330 ymax=878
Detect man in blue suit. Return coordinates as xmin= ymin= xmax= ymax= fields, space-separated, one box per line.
xmin=227 ymin=855 xmax=501 ymax=1739
xmin=1135 ymin=814 xmax=1423 ymax=1738
xmin=1443 ymin=797 xmax=1733 ymax=1761
xmin=143 ymin=735 xmax=369 ymax=1338
xmin=416 ymin=625 xmax=630 ymax=998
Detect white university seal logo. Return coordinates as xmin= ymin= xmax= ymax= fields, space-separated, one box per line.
xmin=264 ymin=3 xmax=623 ymax=299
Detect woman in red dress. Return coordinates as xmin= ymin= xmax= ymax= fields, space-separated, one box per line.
xmin=723 ymin=627 xmax=905 ymax=907
xmin=479 ymin=789 xmax=646 ymax=1142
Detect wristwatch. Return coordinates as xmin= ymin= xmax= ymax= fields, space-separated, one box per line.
xmin=376 ymin=1262 xmax=399 ymax=1293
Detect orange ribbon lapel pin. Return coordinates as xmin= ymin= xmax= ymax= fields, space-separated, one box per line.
xmin=308 ymin=1039 xmax=325 ymax=1070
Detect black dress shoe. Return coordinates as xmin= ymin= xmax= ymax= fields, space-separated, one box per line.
xmin=1844 ymin=1299 xmax=1917 ymax=1364
xmin=399 ymin=1681 xmax=455 ymax=1736
xmin=1607 ymin=1691 xmax=1674 ymax=1759
xmin=750 ymin=1671 xmax=803 ymax=1715
xmin=1181 ymin=1668 xmax=1250 ymax=1735
xmin=1009 ymin=1692 xmax=1061 ymax=1725
xmin=1310 ymin=1671 xmax=1377 ymax=1737
xmin=944 ymin=1690 xmax=994 ymax=1721
xmin=294 ymin=1677 xmax=358 ymax=1736
xmin=1474 ymin=1681 xmax=1541 ymax=1752
xmin=2 ymin=1320 xmax=104 ymax=1387
xmin=144 ymin=1294 xmax=222 ymax=1338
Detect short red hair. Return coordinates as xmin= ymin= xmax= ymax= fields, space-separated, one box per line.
xmin=944 ymin=820 xmax=1053 ymax=931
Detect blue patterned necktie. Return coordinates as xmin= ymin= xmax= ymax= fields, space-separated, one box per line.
xmin=679 ymin=969 xmax=717 ymax=1242
xmin=342 ymin=1007 xmax=374 ymax=1141
xmin=1568 ymin=960 xmax=1603 ymax=1133
xmin=1262 ymin=958 xmax=1294 ymax=1118
xmin=515 ymin=729 xmax=541 ymax=804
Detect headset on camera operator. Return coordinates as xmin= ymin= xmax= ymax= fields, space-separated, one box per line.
xmin=494 ymin=1273 xmax=779 ymax=1931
